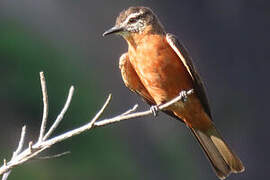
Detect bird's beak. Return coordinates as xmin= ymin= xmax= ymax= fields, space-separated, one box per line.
xmin=103 ymin=26 xmax=125 ymax=36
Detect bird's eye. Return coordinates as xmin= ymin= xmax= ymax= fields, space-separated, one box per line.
xmin=128 ymin=18 xmax=137 ymax=23
xmin=137 ymin=15 xmax=143 ymax=19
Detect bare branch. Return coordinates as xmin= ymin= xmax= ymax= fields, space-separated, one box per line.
xmin=89 ymin=93 xmax=112 ymax=127
xmin=2 ymin=126 xmax=26 ymax=180
xmin=43 ymin=86 xmax=75 ymax=140
xmin=159 ymin=89 xmax=194 ymax=109
xmin=38 ymin=72 xmax=49 ymax=142
xmin=28 ymin=141 xmax=33 ymax=153
xmin=1 ymin=160 xmax=8 ymax=180
xmin=36 ymin=151 xmax=71 ymax=160
xmin=0 ymin=72 xmax=194 ymax=179
xmin=14 ymin=126 xmax=26 ymax=156
xmin=120 ymin=104 xmax=138 ymax=116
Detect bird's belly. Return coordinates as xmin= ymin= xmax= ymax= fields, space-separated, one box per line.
xmin=130 ymin=45 xmax=194 ymax=104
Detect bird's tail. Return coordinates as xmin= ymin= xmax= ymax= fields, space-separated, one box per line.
xmin=190 ymin=124 xmax=245 ymax=179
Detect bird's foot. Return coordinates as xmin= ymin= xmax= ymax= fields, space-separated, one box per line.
xmin=150 ymin=105 xmax=159 ymax=117
xmin=179 ymin=90 xmax=188 ymax=102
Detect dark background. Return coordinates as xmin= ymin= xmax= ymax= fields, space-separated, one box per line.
xmin=0 ymin=0 xmax=268 ymax=179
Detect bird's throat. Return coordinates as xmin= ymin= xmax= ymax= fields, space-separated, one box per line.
xmin=123 ymin=25 xmax=164 ymax=48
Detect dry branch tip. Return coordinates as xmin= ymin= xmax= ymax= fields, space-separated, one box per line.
xmin=0 ymin=72 xmax=194 ymax=179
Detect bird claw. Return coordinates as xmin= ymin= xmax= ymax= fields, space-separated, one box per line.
xmin=179 ymin=90 xmax=188 ymax=102
xmin=150 ymin=105 xmax=159 ymax=117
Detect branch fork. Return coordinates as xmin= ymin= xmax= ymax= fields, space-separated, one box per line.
xmin=0 ymin=72 xmax=193 ymax=179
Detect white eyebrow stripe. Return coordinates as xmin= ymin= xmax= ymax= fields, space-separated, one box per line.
xmin=123 ymin=12 xmax=144 ymax=25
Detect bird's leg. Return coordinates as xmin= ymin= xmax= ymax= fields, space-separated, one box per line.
xmin=179 ymin=90 xmax=188 ymax=102
xmin=150 ymin=105 xmax=159 ymax=117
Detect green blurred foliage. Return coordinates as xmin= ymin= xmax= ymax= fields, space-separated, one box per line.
xmin=0 ymin=20 xmax=142 ymax=179
xmin=1 ymin=0 xmax=258 ymax=178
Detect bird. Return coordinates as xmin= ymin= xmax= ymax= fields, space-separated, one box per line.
xmin=103 ymin=6 xmax=245 ymax=179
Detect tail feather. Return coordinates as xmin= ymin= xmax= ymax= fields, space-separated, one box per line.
xmin=190 ymin=125 xmax=245 ymax=179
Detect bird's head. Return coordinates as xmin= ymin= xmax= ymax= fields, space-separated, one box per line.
xmin=103 ymin=6 xmax=164 ymax=38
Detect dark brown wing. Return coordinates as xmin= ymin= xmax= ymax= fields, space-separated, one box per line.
xmin=166 ymin=33 xmax=212 ymax=118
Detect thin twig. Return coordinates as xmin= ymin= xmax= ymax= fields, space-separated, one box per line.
xmin=36 ymin=151 xmax=71 ymax=160
xmin=2 ymin=126 xmax=26 ymax=180
xmin=0 ymin=90 xmax=193 ymax=176
xmin=14 ymin=126 xmax=26 ymax=156
xmin=38 ymin=72 xmax=49 ymax=142
xmin=94 ymin=89 xmax=194 ymax=127
xmin=159 ymin=89 xmax=194 ymax=110
xmin=28 ymin=142 xmax=33 ymax=153
xmin=0 ymin=72 xmax=194 ymax=179
xmin=1 ymin=167 xmax=7 ymax=180
xmin=120 ymin=104 xmax=138 ymax=116
xmin=89 ymin=94 xmax=112 ymax=127
xmin=43 ymin=86 xmax=75 ymax=140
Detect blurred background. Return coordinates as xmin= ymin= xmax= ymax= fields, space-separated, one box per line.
xmin=0 ymin=0 xmax=268 ymax=179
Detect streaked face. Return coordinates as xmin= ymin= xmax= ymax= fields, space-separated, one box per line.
xmin=118 ymin=11 xmax=150 ymax=34
xmin=103 ymin=7 xmax=158 ymax=37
